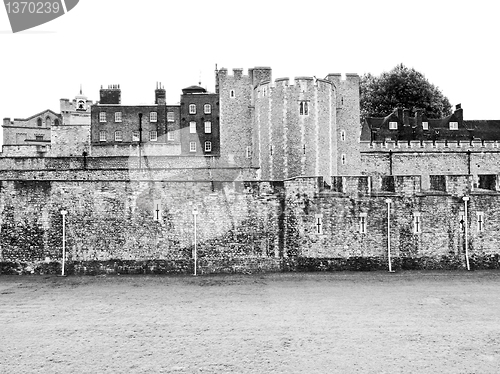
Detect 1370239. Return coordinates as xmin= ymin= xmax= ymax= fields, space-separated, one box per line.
xmin=5 ymin=2 xmax=61 ymax=13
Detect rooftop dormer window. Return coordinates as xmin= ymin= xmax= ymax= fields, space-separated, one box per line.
xmin=389 ymin=121 xmax=398 ymax=130
xmin=449 ymin=122 xmax=458 ymax=130
xmin=422 ymin=121 xmax=428 ymax=130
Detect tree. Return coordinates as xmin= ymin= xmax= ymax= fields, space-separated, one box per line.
xmin=360 ymin=64 xmax=452 ymax=119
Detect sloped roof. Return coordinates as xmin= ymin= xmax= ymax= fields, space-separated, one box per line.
xmin=182 ymin=85 xmax=207 ymax=94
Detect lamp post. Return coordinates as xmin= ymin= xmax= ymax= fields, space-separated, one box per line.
xmin=463 ymin=196 xmax=470 ymax=271
xmin=385 ymin=198 xmax=394 ymax=273
xmin=192 ymin=207 xmax=198 ymax=276
xmin=60 ymin=210 xmax=68 ymax=277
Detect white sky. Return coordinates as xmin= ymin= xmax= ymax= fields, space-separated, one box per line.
xmin=0 ymin=0 xmax=498 ymax=144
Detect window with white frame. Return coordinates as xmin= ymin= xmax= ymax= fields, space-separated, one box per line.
xmin=230 ymin=89 xmax=235 ymax=98
xmin=205 ymin=141 xmax=212 ymax=152
xmin=189 ymin=141 xmax=196 ymax=152
xmin=476 ymin=212 xmax=484 ymax=232
xmin=99 ymin=112 xmax=106 ymax=122
xmin=341 ymin=130 xmax=346 ymax=142
xmin=114 ymin=130 xmax=123 ymax=142
xmin=99 ymin=131 xmax=106 ymax=142
xmin=389 ymin=121 xmax=398 ymax=130
xmin=413 ymin=212 xmax=421 ymax=234
xmin=115 ymin=112 xmax=122 ymax=122
xmin=150 ymin=112 xmax=157 ymax=122
xmin=359 ymin=213 xmax=367 ymax=234
xmin=189 ymin=104 xmax=196 ymax=114
xmin=204 ymin=104 xmax=211 ymax=114
xmin=132 ymin=131 xmax=140 ymax=142
xmin=449 ymin=121 xmax=458 ymax=130
xmin=204 ymin=121 xmax=212 ymax=134
xmin=315 ymin=214 xmax=323 ymax=234
xmin=190 ymin=121 xmax=196 ymax=134
xmin=167 ymin=112 xmax=175 ymax=122
xmin=422 ymin=121 xmax=429 ymax=130
xmin=149 ymin=131 xmax=157 ymax=141
xmin=299 ymin=101 xmax=309 ymax=116
xmin=167 ymin=131 xmax=174 ymax=141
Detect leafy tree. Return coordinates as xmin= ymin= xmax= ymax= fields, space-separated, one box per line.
xmin=360 ymin=64 xmax=452 ymax=119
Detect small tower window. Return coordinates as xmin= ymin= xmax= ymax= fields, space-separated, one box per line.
xmin=204 ymin=104 xmax=211 ymax=114
xmin=230 ymin=90 xmax=235 ymax=98
xmin=477 ymin=212 xmax=484 ymax=232
xmin=246 ymin=146 xmax=252 ymax=158
xmin=299 ymin=101 xmax=309 ymax=116
xmin=99 ymin=131 xmax=107 ymax=142
xmin=341 ymin=130 xmax=346 ymax=142
xmin=413 ymin=212 xmax=421 ymax=234
xmin=189 ymin=141 xmax=196 ymax=152
xmin=37 ymin=118 xmax=42 ymax=127
xmin=204 ymin=121 xmax=212 ymax=134
xmin=189 ymin=104 xmax=196 ymax=114
xmin=150 ymin=112 xmax=158 ymax=122
xmin=190 ymin=121 xmax=196 ymax=134
xmin=114 ymin=130 xmax=123 ymax=142
xmin=204 ymin=141 xmax=212 ymax=152
xmin=341 ymin=154 xmax=346 ymax=165
xmin=78 ymin=100 xmax=85 ymax=110
xmin=315 ymin=214 xmax=323 ymax=234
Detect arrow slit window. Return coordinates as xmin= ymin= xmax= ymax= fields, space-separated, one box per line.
xmin=315 ymin=214 xmax=323 ymax=234
xmin=477 ymin=212 xmax=484 ymax=232
xmin=413 ymin=212 xmax=421 ymax=234
xmin=359 ymin=213 xmax=367 ymax=234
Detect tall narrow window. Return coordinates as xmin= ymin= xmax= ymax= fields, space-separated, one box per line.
xmin=132 ymin=131 xmax=140 ymax=142
xmin=204 ymin=104 xmax=211 ymax=114
xmin=167 ymin=131 xmax=174 ymax=141
xmin=413 ymin=212 xmax=421 ymax=234
xmin=341 ymin=154 xmax=346 ymax=165
xmin=167 ymin=112 xmax=175 ymax=122
xmin=45 ymin=117 xmax=51 ymax=127
xmin=190 ymin=121 xmax=196 ymax=134
xmin=246 ymin=146 xmax=252 ymax=158
xmin=149 ymin=131 xmax=157 ymax=141
xmin=114 ymin=130 xmax=122 ymax=142
xmin=341 ymin=130 xmax=346 ymax=142
xmin=115 ymin=112 xmax=122 ymax=122
xmin=230 ymin=90 xmax=235 ymax=98
xmin=422 ymin=121 xmax=429 ymax=130
xmin=99 ymin=112 xmax=106 ymax=123
xmin=359 ymin=213 xmax=367 ymax=234
xmin=204 ymin=121 xmax=212 ymax=134
xmin=150 ymin=112 xmax=158 ymax=122
xmin=99 ymin=131 xmax=106 ymax=142
xmin=477 ymin=212 xmax=484 ymax=232
xmin=189 ymin=141 xmax=196 ymax=152
xmin=299 ymin=101 xmax=309 ymax=116
xmin=189 ymin=104 xmax=196 ymax=114
xmin=315 ymin=214 xmax=323 ymax=234
xmin=205 ymin=141 xmax=212 ymax=152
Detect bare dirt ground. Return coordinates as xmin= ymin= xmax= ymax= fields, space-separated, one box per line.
xmin=1 ymin=271 xmax=500 ymax=373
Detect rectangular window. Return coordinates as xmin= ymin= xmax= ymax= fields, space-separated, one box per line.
xmin=422 ymin=121 xmax=429 ymax=130
xmin=150 ymin=112 xmax=158 ymax=122
xmin=189 ymin=104 xmax=196 ymax=114
xmin=359 ymin=213 xmax=367 ymax=234
xmin=413 ymin=212 xmax=421 ymax=234
xmin=246 ymin=146 xmax=252 ymax=158
xmin=167 ymin=131 xmax=174 ymax=141
xmin=477 ymin=212 xmax=484 ymax=232
xmin=341 ymin=154 xmax=346 ymax=165
xmin=204 ymin=121 xmax=212 ymax=134
xmin=99 ymin=131 xmax=106 ymax=142
xmin=99 ymin=112 xmax=106 ymax=122
xmin=299 ymin=101 xmax=309 ymax=116
xmin=204 ymin=104 xmax=211 ymax=114
xmin=230 ymin=89 xmax=235 ymax=98
xmin=190 ymin=121 xmax=196 ymax=134
xmin=114 ymin=131 xmax=122 ymax=142
xmin=341 ymin=130 xmax=346 ymax=142
xmin=132 ymin=131 xmax=140 ymax=142
xmin=315 ymin=214 xmax=323 ymax=234
xmin=389 ymin=121 xmax=398 ymax=130
xmin=449 ymin=121 xmax=458 ymax=130
xmin=189 ymin=141 xmax=196 ymax=152
xmin=205 ymin=141 xmax=212 ymax=152
xmin=149 ymin=131 xmax=157 ymax=141
xmin=115 ymin=112 xmax=122 ymax=122
xmin=35 ymin=135 xmax=44 ymax=141
xmin=167 ymin=112 xmax=175 ymax=122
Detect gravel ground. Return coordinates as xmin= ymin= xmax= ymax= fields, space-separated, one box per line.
xmin=1 ymin=271 xmax=500 ymax=373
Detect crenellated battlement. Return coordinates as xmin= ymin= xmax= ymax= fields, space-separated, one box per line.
xmin=255 ymin=76 xmax=335 ymax=93
xmin=362 ymin=139 xmax=500 ymax=152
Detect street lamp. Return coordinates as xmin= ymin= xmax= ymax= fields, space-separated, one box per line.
xmin=463 ymin=196 xmax=470 ymax=271
xmin=385 ymin=198 xmax=395 ymax=273
xmin=192 ymin=207 xmax=199 ymax=276
xmin=60 ymin=210 xmax=68 ymax=277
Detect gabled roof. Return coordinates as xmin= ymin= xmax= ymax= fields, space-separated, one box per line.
xmin=13 ymin=109 xmax=61 ymax=121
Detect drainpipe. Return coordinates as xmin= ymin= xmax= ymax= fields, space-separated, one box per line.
xmin=60 ymin=210 xmax=68 ymax=277
xmin=139 ymin=113 xmax=143 ymax=170
xmin=389 ymin=150 xmax=393 ymax=176
xmin=467 ymin=150 xmax=471 ymax=175
xmin=385 ymin=198 xmax=394 ymax=272
xmin=463 ymin=196 xmax=470 ymax=271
